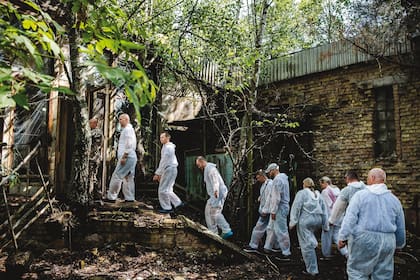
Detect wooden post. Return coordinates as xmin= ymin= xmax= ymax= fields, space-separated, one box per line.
xmin=0 ymin=141 xmax=41 ymax=250
xmin=246 ymin=113 xmax=254 ymax=235
xmin=2 ymin=108 xmax=14 ymax=177
xmin=35 ymin=158 xmax=54 ymax=212
xmin=1 ymin=185 xmax=18 ymax=250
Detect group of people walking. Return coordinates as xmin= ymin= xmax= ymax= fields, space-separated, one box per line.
xmin=150 ymin=132 xmax=233 ymax=239
xmin=88 ymin=114 xmax=233 ymax=239
xmin=244 ymin=163 xmax=292 ymax=259
xmin=89 ymin=114 xmax=406 ymax=279
xmin=244 ymin=164 xmax=406 ymax=278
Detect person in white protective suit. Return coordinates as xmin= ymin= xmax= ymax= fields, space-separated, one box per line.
xmin=289 ymin=177 xmax=329 ymax=277
xmin=265 ymin=163 xmax=291 ymax=259
xmin=195 ymin=156 xmax=233 ymax=239
xmin=328 ymin=170 xmax=366 ymax=257
xmin=106 ymin=113 xmax=137 ymax=202
xmin=338 ymin=168 xmax=406 ymax=280
xmin=153 ymin=132 xmax=184 ymax=213
xmin=319 ymin=176 xmax=347 ymax=259
xmin=243 ymin=170 xmax=274 ymax=253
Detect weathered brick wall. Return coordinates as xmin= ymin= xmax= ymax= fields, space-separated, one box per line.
xmin=259 ymin=61 xmax=420 ymax=230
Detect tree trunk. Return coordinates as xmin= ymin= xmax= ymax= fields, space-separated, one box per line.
xmin=65 ymin=3 xmax=90 ymax=205
xmin=243 ymin=0 xmax=271 ymax=234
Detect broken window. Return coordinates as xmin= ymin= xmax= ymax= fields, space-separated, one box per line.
xmin=374 ymin=86 xmax=396 ymax=158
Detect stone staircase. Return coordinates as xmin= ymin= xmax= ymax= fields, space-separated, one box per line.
xmin=85 ymin=201 xmax=258 ymax=261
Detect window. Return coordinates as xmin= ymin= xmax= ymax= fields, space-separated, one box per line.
xmin=374 ymin=86 xmax=396 ymax=158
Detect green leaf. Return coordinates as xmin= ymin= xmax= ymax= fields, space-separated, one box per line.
xmin=149 ymin=82 xmax=156 ymax=101
xmin=95 ymin=42 xmax=104 ymax=54
xmin=12 ymin=34 xmax=44 ymax=68
xmin=0 ymin=93 xmax=16 ymax=108
xmin=120 ymin=40 xmax=145 ymax=51
xmin=49 ymin=40 xmax=62 ymax=57
xmin=51 ymin=20 xmax=65 ymax=34
xmin=96 ymin=38 xmax=118 ymax=53
xmin=12 ymin=93 xmax=29 ymax=110
xmin=131 ymin=70 xmax=144 ymax=79
xmin=15 ymin=35 xmax=36 ymax=55
xmin=125 ymin=85 xmax=142 ymax=123
xmin=79 ymin=21 xmax=86 ymax=30
xmin=23 ymin=0 xmax=41 ymax=12
xmin=71 ymin=1 xmax=81 ymax=13
xmin=0 ymin=68 xmax=12 ymax=82
xmin=140 ymin=89 xmax=150 ymax=106
xmin=21 ymin=68 xmax=53 ymax=84
xmin=55 ymin=86 xmax=74 ymax=95
xmin=41 ymin=34 xmax=61 ymax=57
xmin=22 ymin=19 xmax=37 ymax=31
xmin=129 ymin=57 xmax=146 ymax=72
xmin=36 ymin=21 xmax=49 ymax=32
xmin=101 ymin=26 xmax=113 ymax=33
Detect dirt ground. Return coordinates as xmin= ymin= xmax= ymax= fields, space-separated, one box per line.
xmin=0 ymin=243 xmax=330 ymax=279
xmin=1 ymin=228 xmax=419 ymax=279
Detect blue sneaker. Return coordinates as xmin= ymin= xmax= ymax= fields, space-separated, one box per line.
xmin=222 ymin=231 xmax=233 ymax=239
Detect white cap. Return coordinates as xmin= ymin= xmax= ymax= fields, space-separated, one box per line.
xmin=265 ymin=163 xmax=279 ymax=173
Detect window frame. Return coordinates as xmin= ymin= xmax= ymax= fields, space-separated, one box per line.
xmin=373 ymin=85 xmax=397 ymax=160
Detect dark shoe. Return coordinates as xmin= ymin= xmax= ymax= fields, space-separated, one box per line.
xmin=174 ymin=202 xmax=186 ymax=210
xmin=302 ymin=270 xmax=318 ymax=277
xmin=261 ymin=249 xmax=275 ymax=256
xmin=320 ymin=256 xmax=332 ymax=261
xmin=124 ymin=200 xmax=135 ymax=203
xmin=103 ymin=199 xmax=116 ymax=203
xmin=158 ymin=208 xmax=173 ymax=214
xmin=243 ymin=245 xmax=258 ymax=253
xmin=275 ymin=254 xmax=291 ymax=261
xmin=221 ymin=231 xmax=233 ymax=239
xmin=94 ymin=200 xmax=104 ymax=206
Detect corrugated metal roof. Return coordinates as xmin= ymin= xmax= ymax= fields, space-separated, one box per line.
xmin=198 ymin=38 xmax=413 ymax=86
xmin=262 ymin=38 xmax=413 ymax=84
xmin=260 ymin=38 xmax=412 ymax=84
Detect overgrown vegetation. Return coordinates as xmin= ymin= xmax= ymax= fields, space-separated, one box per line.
xmin=1 ymin=0 xmax=418 ymax=209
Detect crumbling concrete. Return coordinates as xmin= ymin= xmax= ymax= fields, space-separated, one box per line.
xmin=86 ymin=201 xmax=258 ymax=262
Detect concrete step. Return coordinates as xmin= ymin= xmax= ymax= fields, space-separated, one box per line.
xmin=85 ymin=201 xmax=257 ymax=262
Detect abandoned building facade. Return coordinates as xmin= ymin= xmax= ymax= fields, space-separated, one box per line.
xmin=257 ymin=38 xmax=420 ymax=233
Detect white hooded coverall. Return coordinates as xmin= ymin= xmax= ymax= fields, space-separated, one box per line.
xmin=203 ymin=163 xmax=231 ymax=234
xmin=248 ymin=179 xmax=274 ymax=249
xmin=107 ymin=123 xmax=137 ymax=201
xmin=321 ymin=184 xmax=347 ymax=257
xmin=266 ymin=173 xmax=291 ymax=255
xmin=155 ymin=142 xmax=182 ymax=210
xmin=290 ymin=188 xmax=329 ymax=275
xmin=338 ymin=184 xmax=406 ymax=280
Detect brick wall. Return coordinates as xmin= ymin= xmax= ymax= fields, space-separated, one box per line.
xmin=259 ymin=60 xmax=420 ymax=231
